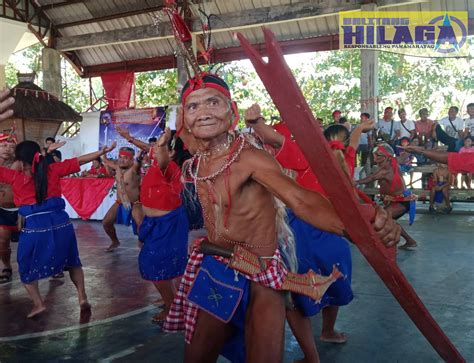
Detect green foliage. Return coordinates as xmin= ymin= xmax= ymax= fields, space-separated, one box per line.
xmin=5 ymin=43 xmax=473 ymax=133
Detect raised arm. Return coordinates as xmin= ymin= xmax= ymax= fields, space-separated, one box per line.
xmin=153 ymin=127 xmax=172 ymax=171
xmin=249 ymin=148 xmax=400 ymax=245
xmin=244 ymin=104 xmax=284 ymax=148
xmin=77 ymin=142 xmax=117 ymax=165
xmin=116 ymin=126 xmax=150 ymax=152
xmin=350 ymin=119 xmax=375 ymax=150
xmin=0 ymin=89 xmax=14 ymax=122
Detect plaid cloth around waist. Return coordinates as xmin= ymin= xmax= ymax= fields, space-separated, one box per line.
xmin=162 ymin=247 xmax=288 ymax=343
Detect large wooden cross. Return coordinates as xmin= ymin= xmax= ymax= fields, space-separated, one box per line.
xmin=236 ymin=28 xmax=464 ymax=362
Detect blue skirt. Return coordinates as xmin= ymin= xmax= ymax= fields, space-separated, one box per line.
xmin=116 ymin=203 xmax=137 ymax=235
xmin=287 ymin=210 xmax=353 ymax=316
xmin=18 ymin=197 xmax=81 ymax=284
xmin=138 ymin=205 xmax=189 ymax=281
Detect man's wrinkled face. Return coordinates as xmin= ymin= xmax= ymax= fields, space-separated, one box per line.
xmin=373 ymin=151 xmax=388 ymax=165
xmin=183 ymin=88 xmax=232 ymax=140
xmin=118 ymin=153 xmax=134 ymax=168
xmin=0 ymin=142 xmax=15 ymax=159
xmin=448 ymin=107 xmax=458 ymax=119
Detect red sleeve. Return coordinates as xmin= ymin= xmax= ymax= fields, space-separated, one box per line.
xmin=274 ymin=136 xmax=309 ymax=171
xmin=448 ymin=153 xmax=474 ymax=174
xmin=0 ymin=166 xmax=16 ymax=184
xmin=50 ymin=158 xmax=81 ymax=178
xmin=344 ymin=146 xmax=356 ymax=177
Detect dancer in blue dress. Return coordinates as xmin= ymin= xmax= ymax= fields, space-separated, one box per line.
xmin=0 ymin=139 xmax=116 ymax=318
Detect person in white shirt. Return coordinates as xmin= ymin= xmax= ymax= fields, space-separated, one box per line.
xmin=375 ymin=107 xmax=401 ymax=146
xmin=435 ymin=106 xmax=465 ymax=152
xmin=463 ymin=103 xmax=474 ymax=137
xmin=398 ymin=108 xmax=416 ymax=140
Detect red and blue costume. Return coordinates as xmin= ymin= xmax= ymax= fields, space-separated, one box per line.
xmin=0 ymin=158 xmax=82 ymax=283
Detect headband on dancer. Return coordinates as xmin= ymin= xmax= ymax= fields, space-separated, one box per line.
xmin=119 ymin=150 xmax=134 ymax=158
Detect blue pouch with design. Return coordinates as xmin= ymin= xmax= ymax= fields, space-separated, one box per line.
xmin=187 ymin=256 xmax=248 ymax=323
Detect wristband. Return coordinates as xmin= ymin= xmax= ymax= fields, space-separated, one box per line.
xmin=245 ymin=116 xmax=264 ymax=125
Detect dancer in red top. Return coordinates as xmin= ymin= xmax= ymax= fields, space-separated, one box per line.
xmin=0 ymin=138 xmax=116 ymax=318
xmin=116 ymin=126 xmax=189 ymax=324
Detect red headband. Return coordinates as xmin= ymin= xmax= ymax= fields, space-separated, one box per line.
xmin=329 ymin=140 xmax=345 ymax=151
xmin=181 ymin=73 xmax=232 ymax=105
xmin=119 ymin=150 xmax=134 ymax=158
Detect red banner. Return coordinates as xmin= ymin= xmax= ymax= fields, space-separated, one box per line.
xmin=101 ymin=71 xmax=135 ymax=110
xmin=61 ymin=177 xmax=115 ymax=220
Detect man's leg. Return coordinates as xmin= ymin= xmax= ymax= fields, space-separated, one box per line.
xmin=429 ymin=188 xmax=436 ymax=211
xmin=131 ymin=202 xmax=144 ymax=234
xmin=102 ymin=203 xmax=120 ymax=252
xmin=435 ymin=125 xmax=457 ymax=152
xmin=245 ymin=282 xmax=286 ymax=363
xmin=442 ymin=187 xmax=452 ymax=212
xmin=320 ymin=306 xmax=346 ymax=343
xmin=287 ymin=308 xmax=320 ymax=363
xmin=0 ymin=228 xmax=12 ymax=283
xmin=386 ymin=204 xmax=417 ymax=249
xmin=184 ymin=309 xmax=234 ymax=363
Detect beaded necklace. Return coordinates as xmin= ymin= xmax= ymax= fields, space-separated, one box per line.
xmin=189 ymin=133 xmax=273 ymax=249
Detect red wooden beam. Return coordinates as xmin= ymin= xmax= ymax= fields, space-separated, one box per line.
xmin=236 ymin=27 xmax=465 ymax=362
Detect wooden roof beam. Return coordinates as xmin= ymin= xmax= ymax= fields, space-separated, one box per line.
xmin=56 ymin=0 xmax=358 ymax=51
xmin=81 ymin=34 xmax=339 ymax=77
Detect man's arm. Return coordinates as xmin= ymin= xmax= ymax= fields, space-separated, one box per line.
xmin=402 ymin=145 xmax=449 ymax=164
xmin=77 ymin=142 xmax=117 ymax=165
xmin=356 ymin=168 xmax=388 ymax=185
xmin=249 ymin=148 xmax=400 ymax=245
xmin=244 ymin=104 xmax=284 ymax=148
xmin=349 ymin=119 xmax=375 ymax=150
xmin=116 ymin=126 xmax=150 ymax=152
xmin=0 ymin=89 xmax=14 ymax=122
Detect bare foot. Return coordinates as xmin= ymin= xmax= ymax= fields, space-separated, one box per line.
xmin=27 ymin=304 xmax=46 ymax=318
xmin=153 ymin=298 xmax=164 ymax=307
xmin=398 ymin=242 xmax=417 ymax=250
xmin=320 ymin=331 xmax=347 ymax=344
xmin=105 ymin=242 xmax=120 ymax=252
xmin=80 ymin=300 xmax=91 ymax=311
xmin=151 ymin=308 xmax=169 ymax=326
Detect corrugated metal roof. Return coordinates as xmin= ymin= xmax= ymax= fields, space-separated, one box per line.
xmin=33 ymin=0 xmax=473 ymax=73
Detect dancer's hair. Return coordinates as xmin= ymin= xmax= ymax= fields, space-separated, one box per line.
xmin=15 ymin=140 xmax=53 ymax=204
xmin=324 ymin=124 xmax=351 ymax=180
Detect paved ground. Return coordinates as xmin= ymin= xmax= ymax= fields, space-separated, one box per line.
xmin=1 ymin=208 xmax=473 ymax=362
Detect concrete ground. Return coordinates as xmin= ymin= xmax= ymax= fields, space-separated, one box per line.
xmin=1 ymin=208 xmax=473 ymax=362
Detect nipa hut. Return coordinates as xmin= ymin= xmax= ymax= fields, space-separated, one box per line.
xmin=0 ymin=73 xmax=82 ymax=144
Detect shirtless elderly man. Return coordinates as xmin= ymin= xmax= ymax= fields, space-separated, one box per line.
xmin=161 ymin=75 xmax=400 ymax=363
xmin=101 ymin=146 xmax=142 ymax=252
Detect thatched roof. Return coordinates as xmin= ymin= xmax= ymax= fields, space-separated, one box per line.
xmin=9 ymin=82 xmax=82 ymax=123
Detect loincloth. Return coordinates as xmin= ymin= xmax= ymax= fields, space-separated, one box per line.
xmin=384 ymin=190 xmax=417 ymax=225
